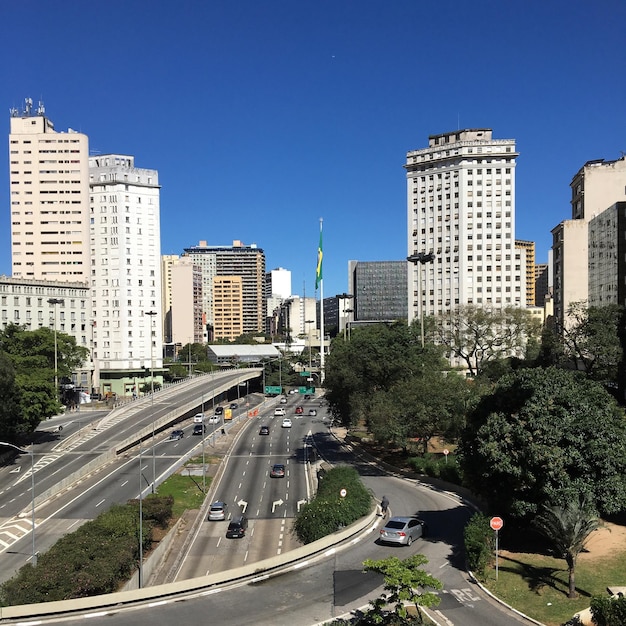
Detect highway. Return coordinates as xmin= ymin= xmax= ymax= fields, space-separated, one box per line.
xmin=0 ymin=369 xmax=261 ymax=582
xmin=0 ymin=379 xmax=532 ymax=625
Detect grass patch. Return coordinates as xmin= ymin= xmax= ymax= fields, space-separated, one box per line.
xmin=482 ymin=550 xmax=626 ymax=626
xmin=154 ymin=472 xmax=209 ymax=518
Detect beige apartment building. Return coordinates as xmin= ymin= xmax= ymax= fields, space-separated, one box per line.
xmin=515 ymin=240 xmax=536 ymax=307
xmin=552 ymin=156 xmax=626 ymax=329
xmin=170 ymin=260 xmax=203 ymax=346
xmin=9 ymin=100 xmax=90 ymax=281
xmin=213 ymin=276 xmax=244 ymax=340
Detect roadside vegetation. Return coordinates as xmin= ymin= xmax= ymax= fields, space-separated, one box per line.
xmin=323 ymin=304 xmax=626 ymax=625
xmin=294 ymin=466 xmax=371 ymax=543
xmin=0 ymin=462 xmax=210 ymax=606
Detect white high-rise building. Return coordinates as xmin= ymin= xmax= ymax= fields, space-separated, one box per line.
xmin=89 ymin=155 xmax=162 ymax=396
xmin=405 ymin=129 xmax=524 ymax=324
xmin=9 ymin=99 xmax=90 ymax=281
xmin=266 ymin=267 xmax=292 ymax=299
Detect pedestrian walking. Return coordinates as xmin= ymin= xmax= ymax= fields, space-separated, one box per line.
xmin=381 ymin=495 xmax=389 ymax=516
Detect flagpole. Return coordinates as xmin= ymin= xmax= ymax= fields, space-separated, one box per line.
xmin=317 ymin=218 xmax=325 ymax=383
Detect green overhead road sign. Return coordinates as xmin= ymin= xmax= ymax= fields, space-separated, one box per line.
xmin=265 ymin=385 xmax=282 ymax=395
xmin=299 ymin=386 xmax=315 ymax=394
xmin=299 ymin=371 xmax=311 ymax=377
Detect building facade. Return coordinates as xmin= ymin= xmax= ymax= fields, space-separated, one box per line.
xmin=212 ymin=276 xmax=244 ymax=340
xmin=552 ymin=156 xmax=626 ymax=328
xmin=170 ymin=260 xmax=204 ymax=345
xmin=9 ymin=100 xmax=90 ymax=281
xmin=405 ymin=129 xmax=524 ymax=325
xmin=515 ymin=240 xmax=536 ymax=307
xmin=348 ymin=260 xmax=407 ymax=322
xmin=183 ymin=240 xmax=266 ymax=338
xmin=588 ymin=202 xmax=626 ymax=307
xmin=88 ymin=154 xmax=163 ymax=396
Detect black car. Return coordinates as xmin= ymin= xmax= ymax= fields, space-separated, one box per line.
xmin=214 ymin=406 xmax=224 ymax=415
xmin=229 ymin=402 xmax=238 ymax=409
xmin=169 ymin=429 xmax=184 ymax=440
xmin=192 ymin=424 xmax=206 ymax=436
xmin=225 ymin=515 xmax=248 ymax=538
xmin=259 ymin=425 xmax=270 ymax=435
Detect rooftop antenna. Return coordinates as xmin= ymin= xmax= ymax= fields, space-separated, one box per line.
xmin=37 ymin=100 xmax=45 ymax=116
xmin=24 ymin=97 xmax=33 ymax=116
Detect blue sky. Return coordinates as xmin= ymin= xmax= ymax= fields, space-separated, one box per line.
xmin=1 ymin=1 xmax=625 ymax=298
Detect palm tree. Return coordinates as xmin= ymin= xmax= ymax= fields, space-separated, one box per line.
xmin=533 ymin=497 xmax=602 ymax=598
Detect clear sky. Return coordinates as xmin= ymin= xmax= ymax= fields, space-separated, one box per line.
xmin=1 ymin=1 xmax=625 ymax=298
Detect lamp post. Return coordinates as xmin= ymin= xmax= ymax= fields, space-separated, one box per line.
xmin=305 ymin=319 xmax=315 ymax=373
xmin=337 ymin=293 xmax=354 ymax=341
xmin=0 ymin=442 xmax=36 ymax=566
xmin=145 ymin=310 xmax=157 ymax=491
xmin=47 ymin=298 xmax=64 ymax=399
xmin=407 ymin=252 xmax=436 ymax=348
xmin=344 ymin=309 xmax=354 ymax=341
xmin=138 ymin=440 xmax=143 ymax=588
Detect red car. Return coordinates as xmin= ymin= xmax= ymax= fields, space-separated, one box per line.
xmin=295 ymin=406 xmax=304 ymax=415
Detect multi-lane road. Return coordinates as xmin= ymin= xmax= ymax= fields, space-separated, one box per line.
xmin=0 ymin=378 xmax=531 ymax=626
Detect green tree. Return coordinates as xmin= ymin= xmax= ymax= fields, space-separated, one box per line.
xmin=0 ymin=324 xmax=89 ymax=438
xmin=459 ymin=367 xmax=626 ymax=519
xmin=363 ymin=555 xmax=442 ymax=624
xmin=561 ymin=301 xmax=623 ymax=384
xmin=430 ymin=305 xmax=541 ymax=377
xmin=533 ymin=497 xmax=602 ymax=599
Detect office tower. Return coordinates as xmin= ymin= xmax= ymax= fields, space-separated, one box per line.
xmin=9 ymin=99 xmax=90 ymax=281
xmin=405 ymin=129 xmax=524 ymax=325
xmin=88 ymin=155 xmax=162 ymax=395
xmin=183 ymin=240 xmax=266 ymax=337
xmin=515 ymin=240 xmax=536 ymax=307
xmin=161 ymin=254 xmax=180 ymax=344
xmin=170 ymin=260 xmax=203 ymax=346
xmin=348 ymin=260 xmax=407 ymax=322
xmin=552 ymin=157 xmax=626 ymax=328
xmin=588 ymin=202 xmax=626 ymax=307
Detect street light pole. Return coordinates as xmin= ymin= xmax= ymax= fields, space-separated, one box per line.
xmin=337 ymin=293 xmax=354 ymax=341
xmin=47 ymin=298 xmax=64 ymax=399
xmin=407 ymin=252 xmax=436 ymax=348
xmin=145 ymin=310 xmax=157 ymax=492
xmin=0 ymin=442 xmax=36 ymax=566
xmin=305 ymin=319 xmax=314 ymax=373
xmin=138 ymin=440 xmax=143 ymax=588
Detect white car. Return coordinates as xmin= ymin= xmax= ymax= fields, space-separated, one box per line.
xmin=282 ymin=418 xmax=292 ymax=428
xmin=274 ymin=407 xmax=286 ymax=417
xmin=208 ymin=415 xmax=220 ymax=424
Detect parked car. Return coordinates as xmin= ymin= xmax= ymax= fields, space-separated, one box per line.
xmin=259 ymin=425 xmax=270 ymax=435
xmin=214 ymin=406 xmax=224 ymax=415
xmin=308 ymin=409 xmax=317 ymax=416
xmin=225 ymin=515 xmax=248 ymax=538
xmin=208 ymin=501 xmax=228 ymax=521
xmin=192 ymin=424 xmax=206 ymax=435
xmin=270 ymin=463 xmax=285 ymax=478
xmin=169 ymin=429 xmax=184 ymax=440
xmin=379 ymin=516 xmax=427 ymax=546
xmin=281 ymin=418 xmax=292 ymax=428
xmin=295 ymin=406 xmax=304 ymax=415
xmin=274 ymin=407 xmax=286 ymax=417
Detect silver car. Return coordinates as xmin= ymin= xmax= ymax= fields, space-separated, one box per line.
xmin=379 ymin=516 xmax=426 ymax=546
xmin=208 ymin=501 xmax=228 ymax=521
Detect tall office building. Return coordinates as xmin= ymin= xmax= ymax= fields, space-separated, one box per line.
xmin=265 ymin=267 xmax=292 ymax=300
xmin=88 ymin=154 xmax=162 ymax=395
xmin=552 ymin=156 xmax=626 ymax=328
xmin=170 ymin=260 xmax=203 ymax=346
xmin=405 ymin=129 xmax=524 ymax=325
xmin=9 ymin=100 xmax=90 ymax=281
xmin=183 ymin=240 xmax=265 ymax=338
xmin=213 ymin=276 xmax=244 ymax=340
xmin=347 ymin=260 xmax=407 ymax=321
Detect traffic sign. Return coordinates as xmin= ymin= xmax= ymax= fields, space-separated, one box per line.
xmin=490 ymin=516 xmax=504 ymax=531
xmin=443 ymin=449 xmax=449 ymax=456
xmin=264 ymin=385 xmax=282 ymax=395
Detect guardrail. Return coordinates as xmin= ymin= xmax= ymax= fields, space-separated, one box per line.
xmin=0 ymin=510 xmax=379 ymax=621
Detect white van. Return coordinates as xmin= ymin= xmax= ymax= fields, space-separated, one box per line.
xmin=274 ymin=407 xmax=286 ymax=417
xmin=193 ymin=413 xmax=205 ymax=423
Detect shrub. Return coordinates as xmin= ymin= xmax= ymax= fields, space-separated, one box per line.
xmin=409 ymin=453 xmax=463 ymax=485
xmin=590 ymin=594 xmax=626 ymax=626
xmin=464 ymin=513 xmax=494 ymax=579
xmin=294 ymin=466 xmax=371 ymax=544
